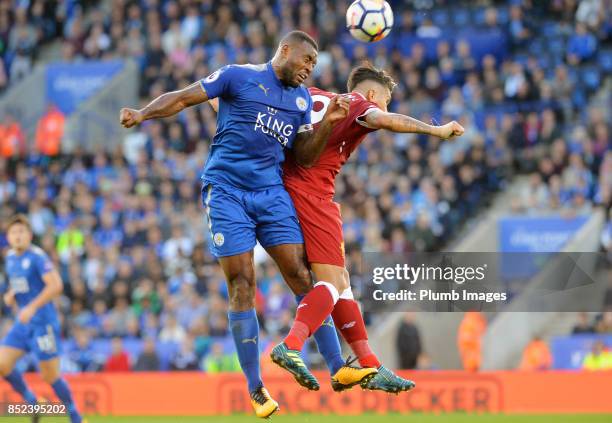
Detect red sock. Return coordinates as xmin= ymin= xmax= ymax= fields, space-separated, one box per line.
xmin=284 ymin=283 xmax=338 ymax=351
xmin=332 ymin=298 xmax=381 ymax=368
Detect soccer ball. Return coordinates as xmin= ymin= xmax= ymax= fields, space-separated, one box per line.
xmin=346 ymin=0 xmax=394 ymax=43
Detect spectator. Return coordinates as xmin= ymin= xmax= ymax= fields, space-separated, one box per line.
xmin=396 ymin=312 xmax=422 ymax=369
xmin=159 ymin=314 xmax=187 ymax=344
xmin=133 ymin=338 xmax=161 ymax=371
xmin=567 ymin=23 xmax=597 ymax=65
xmin=572 ymin=312 xmax=595 ymax=334
xmin=582 ymin=340 xmax=612 ymax=371
xmin=519 ymin=336 xmax=553 ymax=371
xmin=35 ymin=105 xmax=65 ymax=156
xmin=0 ymin=113 xmax=25 ymax=158
xmin=203 ymin=342 xmax=240 ymax=373
xmin=458 ymin=312 xmax=487 ymax=372
xmin=170 ymin=336 xmax=199 ymax=371
xmin=104 ymin=337 xmax=131 ymax=372
xmin=67 ymin=329 xmax=104 ymax=372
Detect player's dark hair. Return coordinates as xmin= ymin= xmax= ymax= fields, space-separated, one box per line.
xmin=347 ymin=63 xmax=396 ymax=93
xmin=280 ymin=30 xmax=318 ymax=51
xmin=6 ymin=213 xmax=31 ymax=232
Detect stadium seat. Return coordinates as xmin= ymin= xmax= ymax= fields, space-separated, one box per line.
xmin=597 ymin=49 xmax=612 ymax=73
xmin=432 ymin=9 xmax=450 ymax=27
xmin=452 ymin=9 xmax=471 ymax=28
xmin=581 ymin=67 xmax=601 ymax=92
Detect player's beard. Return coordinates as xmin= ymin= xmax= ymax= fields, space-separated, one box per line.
xmin=280 ymin=65 xmax=300 ymax=88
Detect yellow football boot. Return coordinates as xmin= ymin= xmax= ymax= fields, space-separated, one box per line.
xmin=331 ymin=356 xmax=378 ymax=392
xmin=250 ymin=386 xmax=279 ymax=418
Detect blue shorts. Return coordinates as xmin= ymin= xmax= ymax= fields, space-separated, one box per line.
xmin=202 ymin=183 xmax=304 ymax=257
xmin=2 ymin=321 xmax=61 ymax=361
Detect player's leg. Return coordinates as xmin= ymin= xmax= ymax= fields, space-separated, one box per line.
xmin=264 ymin=243 xmax=345 ymax=381
xmin=203 ymin=183 xmax=277 ymax=418
xmin=32 ymin=322 xmax=84 ymax=423
xmin=0 ymin=346 xmax=37 ymax=404
xmin=0 ymin=323 xmax=38 ymax=405
xmin=323 ymin=270 xmax=415 ymax=393
xmin=38 ymin=359 xmax=83 ymax=423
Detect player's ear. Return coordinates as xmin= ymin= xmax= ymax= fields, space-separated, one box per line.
xmin=366 ymin=89 xmax=376 ymax=102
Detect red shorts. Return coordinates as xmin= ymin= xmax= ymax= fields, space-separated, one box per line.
xmin=286 ymin=185 xmax=345 ymax=267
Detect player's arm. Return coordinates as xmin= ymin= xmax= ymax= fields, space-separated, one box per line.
xmin=293 ymin=95 xmax=351 ymax=168
xmin=18 ymin=270 xmax=63 ymax=324
xmin=120 ymin=82 xmax=209 ymax=128
xmin=364 ymin=110 xmax=464 ymax=139
xmin=3 ymin=288 xmax=15 ymax=307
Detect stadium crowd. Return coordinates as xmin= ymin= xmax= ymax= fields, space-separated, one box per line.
xmin=0 ymin=0 xmax=610 ymax=371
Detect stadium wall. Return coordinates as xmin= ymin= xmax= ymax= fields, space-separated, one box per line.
xmin=1 ymin=371 xmax=610 ymax=416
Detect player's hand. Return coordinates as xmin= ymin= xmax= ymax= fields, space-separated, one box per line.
xmin=437 ymin=121 xmax=464 ymax=140
xmin=119 ymin=108 xmax=144 ymax=128
xmin=3 ymin=290 xmax=15 ymax=307
xmin=322 ymin=95 xmax=351 ymax=126
xmin=17 ymin=304 xmax=36 ymax=324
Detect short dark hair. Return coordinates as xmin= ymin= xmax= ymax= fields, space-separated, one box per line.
xmin=280 ymin=30 xmax=318 ymax=51
xmin=6 ymin=214 xmax=31 ymax=232
xmin=347 ymin=63 xmax=396 ymax=93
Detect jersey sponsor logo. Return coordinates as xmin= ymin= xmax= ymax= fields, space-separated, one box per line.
xmin=10 ymin=276 xmax=29 ymax=294
xmin=213 ymin=232 xmax=225 ymax=246
xmin=296 ymin=96 xmax=308 ymax=111
xmin=258 ymin=84 xmax=270 ymax=95
xmin=254 ymin=112 xmax=294 ymax=147
xmin=21 ymin=258 xmax=30 ymax=269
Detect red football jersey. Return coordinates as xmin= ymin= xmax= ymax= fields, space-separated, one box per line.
xmin=283 ymin=87 xmax=380 ymax=199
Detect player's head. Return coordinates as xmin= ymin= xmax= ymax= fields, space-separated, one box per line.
xmin=348 ymin=64 xmax=396 ymax=112
xmin=6 ymin=214 xmax=33 ymax=251
xmin=273 ymin=31 xmax=318 ymax=88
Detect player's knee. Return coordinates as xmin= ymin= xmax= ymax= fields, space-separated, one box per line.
xmin=0 ymin=361 xmax=12 ymax=377
xmin=228 ymin=273 xmax=256 ymax=310
xmin=289 ymin=266 xmax=313 ymax=295
xmin=40 ymin=367 xmax=60 ymax=384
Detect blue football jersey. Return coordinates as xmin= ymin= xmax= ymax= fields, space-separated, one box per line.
xmin=199 ymin=62 xmax=313 ymax=191
xmin=5 ymin=246 xmax=59 ymax=324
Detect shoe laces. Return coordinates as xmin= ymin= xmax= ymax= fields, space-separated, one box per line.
xmin=343 ymin=355 xmax=361 ymax=369
xmin=251 ymin=388 xmax=270 ymax=405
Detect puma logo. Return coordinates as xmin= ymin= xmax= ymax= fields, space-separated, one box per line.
xmin=258 ymin=84 xmax=270 ymax=95
xmin=242 ymin=336 xmax=258 ymax=344
xmin=297 ymin=303 xmax=307 ymax=309
xmin=341 ymin=321 xmax=356 ymax=330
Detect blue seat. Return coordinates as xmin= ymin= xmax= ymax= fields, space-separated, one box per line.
xmin=598 ymin=50 xmax=612 ymax=73
xmin=432 ymin=9 xmax=450 ymax=27
xmin=581 ymin=67 xmax=601 ymax=91
xmin=547 ymin=38 xmax=566 ymax=56
xmin=452 ymin=9 xmax=471 ymax=27
xmin=474 ymin=8 xmax=486 ymax=26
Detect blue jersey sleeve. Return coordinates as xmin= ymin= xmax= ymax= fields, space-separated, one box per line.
xmin=33 ymin=250 xmax=54 ymax=277
xmin=199 ymin=65 xmax=240 ymax=100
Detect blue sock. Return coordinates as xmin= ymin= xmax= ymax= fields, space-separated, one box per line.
xmin=51 ymin=378 xmax=81 ymax=423
xmin=228 ymin=308 xmax=263 ymax=393
xmin=295 ymin=294 xmax=344 ymax=375
xmin=4 ymin=371 xmax=37 ymax=404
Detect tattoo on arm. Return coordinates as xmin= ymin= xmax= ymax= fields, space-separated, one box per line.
xmin=366 ymin=110 xmax=439 ymax=136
